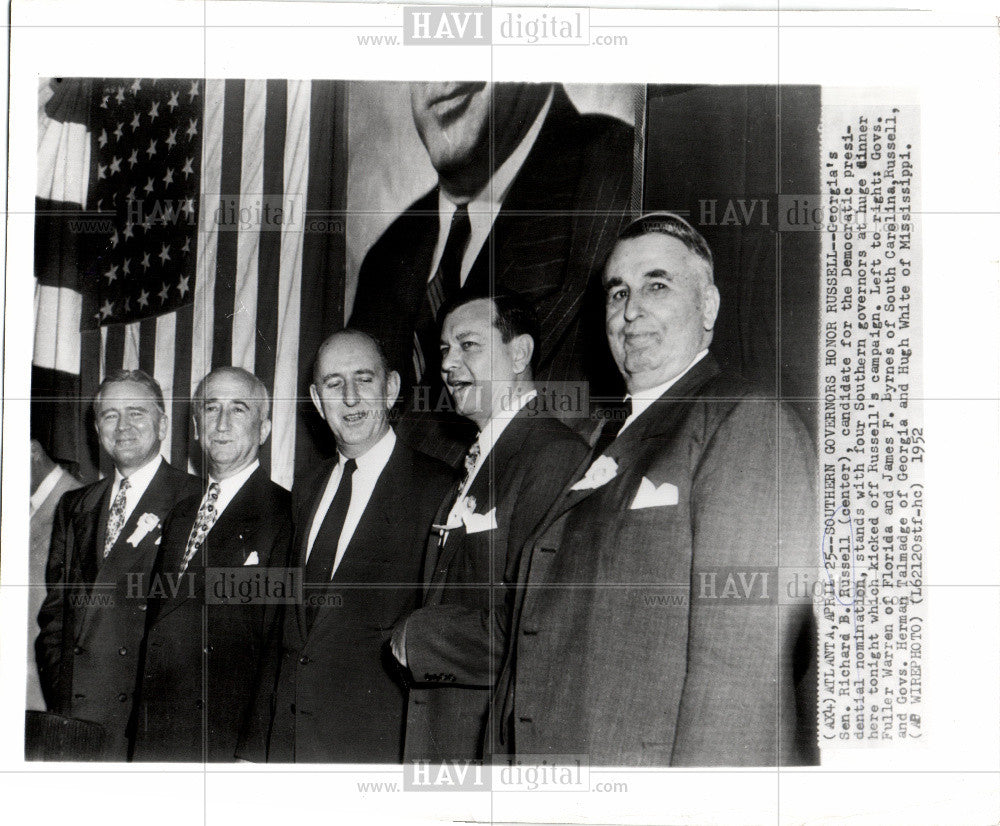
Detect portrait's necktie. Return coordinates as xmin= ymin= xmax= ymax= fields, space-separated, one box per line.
xmin=413 ymin=203 xmax=471 ymax=380
xmin=103 ymin=478 xmax=131 ymax=558
xmin=305 ymin=458 xmax=357 ymax=627
xmin=179 ymin=482 xmax=221 ymax=574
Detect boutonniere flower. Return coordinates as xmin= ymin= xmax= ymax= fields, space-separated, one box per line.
xmin=570 ymin=455 xmax=618 ymax=491
xmin=126 ymin=512 xmax=161 ymax=547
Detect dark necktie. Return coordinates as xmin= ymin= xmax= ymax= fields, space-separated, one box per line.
xmin=305 ymin=458 xmax=357 ymax=626
xmin=413 ymin=203 xmax=471 ymax=380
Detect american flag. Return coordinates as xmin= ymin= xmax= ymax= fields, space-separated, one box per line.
xmin=33 ymin=77 xmax=348 ymax=489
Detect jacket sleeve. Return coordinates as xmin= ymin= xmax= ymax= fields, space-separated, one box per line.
xmin=670 ymin=400 xmax=817 ymax=766
xmin=404 ymin=435 xmax=591 ymax=687
xmin=35 ymin=494 xmax=74 ymax=711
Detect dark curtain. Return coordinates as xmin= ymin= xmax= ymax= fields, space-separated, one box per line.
xmin=643 ymin=85 xmax=820 ymax=436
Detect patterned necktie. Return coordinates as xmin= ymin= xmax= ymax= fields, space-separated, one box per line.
xmin=103 ymin=478 xmax=131 ymax=558
xmin=461 ymin=441 xmax=481 ymax=489
xmin=413 ymin=203 xmax=471 ymax=380
xmin=179 ymin=482 xmax=221 ymax=574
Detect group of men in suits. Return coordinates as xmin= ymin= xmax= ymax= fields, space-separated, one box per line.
xmin=31 ymin=79 xmax=818 ymax=766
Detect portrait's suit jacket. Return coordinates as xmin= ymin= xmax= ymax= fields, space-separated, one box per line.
xmin=493 ymin=356 xmax=819 ymax=766
xmin=28 ymin=467 xmax=82 ymax=712
xmin=239 ymin=439 xmax=454 ymax=763
xmin=34 ymin=459 xmax=199 ymax=760
xmin=350 ymin=86 xmax=633 ymax=464
xmin=129 ymin=466 xmax=293 ymax=762
xmin=402 ymin=406 xmax=590 ymax=762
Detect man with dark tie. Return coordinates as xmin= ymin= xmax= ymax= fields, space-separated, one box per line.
xmin=238 ymin=329 xmax=453 ymax=763
xmin=35 ymin=369 xmax=199 ymax=759
xmin=390 ymin=291 xmax=590 ymax=762
xmin=493 ymin=214 xmax=819 ymax=766
xmin=351 ymin=82 xmax=633 ymax=465
xmin=130 ymin=367 xmax=292 ymax=762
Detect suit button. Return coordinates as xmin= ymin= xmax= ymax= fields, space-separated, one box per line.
xmin=117 ymin=693 xmax=128 ymax=703
xmin=522 ymin=628 xmax=538 ymax=636
xmin=74 ymin=693 xmax=85 ymax=700
xmin=204 ymin=646 xmax=214 ymax=654
xmin=299 ymin=655 xmax=310 ymax=665
xmin=538 ymin=547 xmax=557 ymax=554
xmin=518 ymin=716 xmax=533 ymax=724
xmin=195 ymin=700 xmax=204 ymax=710
xmin=118 ymin=647 xmax=128 ymax=656
xmin=73 ymin=646 xmax=83 ymax=655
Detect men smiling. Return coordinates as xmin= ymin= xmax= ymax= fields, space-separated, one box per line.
xmin=240 ymin=330 xmax=453 ymax=762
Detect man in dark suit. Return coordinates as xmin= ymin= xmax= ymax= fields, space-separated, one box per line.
xmin=350 ymin=82 xmax=633 ymax=465
xmin=130 ymin=367 xmax=293 ymax=762
xmin=35 ymin=370 xmax=199 ymax=759
xmin=238 ymin=330 xmax=454 ymax=763
xmin=494 ymin=214 xmax=818 ymax=766
xmin=390 ymin=291 xmax=589 ymax=762
xmin=28 ymin=438 xmax=82 ymax=711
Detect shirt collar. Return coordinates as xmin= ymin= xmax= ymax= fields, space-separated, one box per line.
xmin=475 ymin=388 xmax=538 ymax=461
xmin=435 ymin=87 xmax=554 ymax=279
xmin=209 ymin=459 xmax=259 ymax=499
xmin=338 ymin=427 xmax=396 ymax=476
xmin=30 ymin=465 xmax=65 ymax=514
xmin=620 ymin=350 xmax=709 ymax=435
xmin=113 ymin=452 xmax=162 ymax=491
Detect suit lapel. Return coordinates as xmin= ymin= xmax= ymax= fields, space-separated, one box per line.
xmin=70 ymin=480 xmax=112 ymax=638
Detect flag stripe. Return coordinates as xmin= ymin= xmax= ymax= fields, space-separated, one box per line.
xmin=270 ymin=80 xmax=310 ymax=491
xmin=253 ymin=79 xmax=288 ymax=478
xmin=122 ymin=321 xmax=140 ymax=371
xmin=34 ymin=285 xmax=83 ymax=374
xmin=189 ymin=79 xmax=225 ymax=399
xmin=231 ymin=79 xmax=266 ymax=375
xmin=171 ymin=303 xmax=195 ymax=471
xmin=138 ymin=318 xmax=156 ymax=374
xmin=211 ymin=79 xmax=246 ymax=370
xmin=105 ymin=324 xmax=125 ymax=378
xmin=153 ymin=312 xmax=176 ymax=461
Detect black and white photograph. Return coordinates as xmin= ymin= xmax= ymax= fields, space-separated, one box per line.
xmin=2 ymin=1 xmax=998 ymax=825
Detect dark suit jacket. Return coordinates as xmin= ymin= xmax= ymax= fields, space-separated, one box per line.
xmin=239 ymin=438 xmax=454 ymax=763
xmin=28 ymin=467 xmax=82 ymax=712
xmin=402 ymin=406 xmax=589 ymax=762
xmin=129 ymin=466 xmax=293 ymax=762
xmin=351 ymin=86 xmax=633 ymax=465
xmin=34 ymin=459 xmax=199 ymax=760
xmin=493 ymin=356 xmax=819 ymax=766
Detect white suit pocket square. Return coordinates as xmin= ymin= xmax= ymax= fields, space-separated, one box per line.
xmin=629 ymin=478 xmax=679 ymax=510
xmin=462 ymin=507 xmax=498 ymax=534
xmin=243 ymin=551 xmax=260 ymax=566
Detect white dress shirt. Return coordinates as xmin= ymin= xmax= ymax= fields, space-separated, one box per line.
xmin=208 ymin=459 xmax=260 ymax=519
xmin=429 ymin=88 xmax=554 ymax=286
xmin=30 ymin=465 xmax=67 ymax=516
xmin=107 ymin=453 xmax=163 ymax=525
xmin=618 ymin=350 xmax=710 ymax=436
xmin=305 ymin=428 xmax=397 ymax=579
xmin=444 ymin=388 xmax=538 ymax=527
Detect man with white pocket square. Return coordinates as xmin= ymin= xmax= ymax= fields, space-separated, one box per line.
xmin=130 ymin=366 xmax=292 ymax=762
xmin=493 ymin=213 xmax=819 ymax=766
xmin=391 ymin=290 xmax=589 ymax=762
